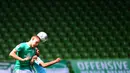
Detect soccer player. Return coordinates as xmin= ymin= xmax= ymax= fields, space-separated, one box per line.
xmin=9 ymin=35 xmax=41 ymax=73
xmin=31 ymin=49 xmax=61 ymax=73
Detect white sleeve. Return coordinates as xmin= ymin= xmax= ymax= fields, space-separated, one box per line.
xmin=34 ymin=57 xmax=43 ymax=65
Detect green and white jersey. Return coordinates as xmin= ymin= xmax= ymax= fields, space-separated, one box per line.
xmin=14 ymin=42 xmax=36 ymax=71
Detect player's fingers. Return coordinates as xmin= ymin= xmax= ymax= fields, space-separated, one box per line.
xmin=57 ymin=58 xmax=61 ymax=60
xmin=33 ymin=55 xmax=38 ymax=59
xmin=56 ymin=58 xmax=61 ymax=62
xmin=26 ymin=56 xmax=31 ymax=60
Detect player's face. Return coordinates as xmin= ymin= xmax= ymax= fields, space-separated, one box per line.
xmin=31 ymin=38 xmax=40 ymax=47
xmin=36 ymin=49 xmax=40 ymax=56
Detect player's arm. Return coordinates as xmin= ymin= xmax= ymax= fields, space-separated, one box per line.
xmin=9 ymin=49 xmax=30 ymax=61
xmin=30 ymin=47 xmax=39 ymax=64
xmin=30 ymin=55 xmax=38 ymax=64
xmin=39 ymin=58 xmax=61 ymax=67
xmin=9 ymin=44 xmax=30 ymax=61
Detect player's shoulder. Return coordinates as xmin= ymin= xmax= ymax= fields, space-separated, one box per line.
xmin=35 ymin=57 xmax=43 ymax=65
xmin=17 ymin=42 xmax=27 ymax=47
xmin=19 ymin=42 xmax=26 ymax=45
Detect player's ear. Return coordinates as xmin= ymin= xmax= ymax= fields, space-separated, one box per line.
xmin=31 ymin=37 xmax=35 ymax=41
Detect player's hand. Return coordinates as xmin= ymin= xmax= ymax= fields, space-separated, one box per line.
xmin=32 ymin=55 xmax=38 ymax=60
xmin=22 ymin=56 xmax=31 ymax=61
xmin=30 ymin=55 xmax=38 ymax=64
xmin=55 ymin=58 xmax=61 ymax=63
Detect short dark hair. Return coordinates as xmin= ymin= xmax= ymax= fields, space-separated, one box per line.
xmin=31 ymin=35 xmax=41 ymax=41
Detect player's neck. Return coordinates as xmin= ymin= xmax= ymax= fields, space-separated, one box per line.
xmin=26 ymin=41 xmax=32 ymax=47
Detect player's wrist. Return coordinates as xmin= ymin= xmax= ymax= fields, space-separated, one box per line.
xmin=21 ymin=58 xmax=27 ymax=61
xmin=54 ymin=60 xmax=58 ymax=63
xmin=21 ymin=59 xmax=25 ymax=61
xmin=32 ymin=58 xmax=35 ymax=62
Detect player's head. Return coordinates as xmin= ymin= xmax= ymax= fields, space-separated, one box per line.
xmin=30 ymin=36 xmax=40 ymax=47
xmin=36 ymin=48 xmax=40 ymax=56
